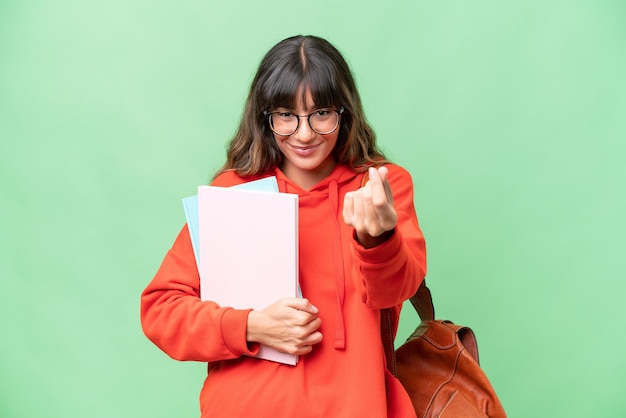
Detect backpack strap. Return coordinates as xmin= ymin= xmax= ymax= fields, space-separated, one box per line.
xmin=381 ymin=280 xmax=434 ymax=376
xmin=409 ymin=281 xmax=435 ymax=321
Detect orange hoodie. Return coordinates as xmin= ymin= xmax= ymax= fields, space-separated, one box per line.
xmin=141 ymin=163 xmax=426 ymax=417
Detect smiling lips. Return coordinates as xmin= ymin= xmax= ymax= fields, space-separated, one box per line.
xmin=289 ymin=143 xmax=321 ymax=156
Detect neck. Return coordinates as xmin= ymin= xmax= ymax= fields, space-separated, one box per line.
xmin=281 ymin=160 xmax=336 ymax=190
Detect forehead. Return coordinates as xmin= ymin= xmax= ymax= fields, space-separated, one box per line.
xmin=274 ymin=87 xmax=317 ymax=111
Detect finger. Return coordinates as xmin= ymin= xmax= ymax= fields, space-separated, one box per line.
xmin=369 ymin=167 xmax=390 ymax=207
xmin=302 ymin=330 xmax=323 ymax=346
xmin=293 ymin=330 xmax=323 ymax=354
xmin=342 ymin=191 xmax=354 ymax=225
xmin=296 ymin=346 xmax=314 ymax=355
xmin=288 ymin=297 xmax=319 ymax=315
xmin=303 ymin=316 xmax=322 ymax=332
xmin=377 ymin=165 xmax=388 ymax=180
xmin=293 ymin=317 xmax=322 ymax=340
xmin=377 ymin=166 xmax=394 ymax=205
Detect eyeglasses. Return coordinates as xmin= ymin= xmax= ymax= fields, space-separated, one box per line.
xmin=263 ymin=107 xmax=344 ymax=136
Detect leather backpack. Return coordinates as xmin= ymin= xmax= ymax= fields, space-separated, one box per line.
xmin=381 ymin=282 xmax=507 ymax=417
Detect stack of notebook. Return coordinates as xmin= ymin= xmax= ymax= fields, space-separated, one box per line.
xmin=182 ymin=177 xmax=300 ymax=365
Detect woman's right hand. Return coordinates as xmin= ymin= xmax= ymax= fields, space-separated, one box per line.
xmin=246 ymin=298 xmax=323 ymax=355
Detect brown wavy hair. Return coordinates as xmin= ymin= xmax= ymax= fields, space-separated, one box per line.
xmin=215 ymin=35 xmax=388 ymax=178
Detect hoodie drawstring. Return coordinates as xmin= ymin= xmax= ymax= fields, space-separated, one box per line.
xmin=328 ymin=180 xmax=346 ymax=350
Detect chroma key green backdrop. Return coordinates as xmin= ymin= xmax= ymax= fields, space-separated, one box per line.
xmin=1 ymin=1 xmax=625 ymax=417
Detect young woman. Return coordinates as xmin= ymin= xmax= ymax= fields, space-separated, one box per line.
xmin=141 ymin=35 xmax=427 ymax=417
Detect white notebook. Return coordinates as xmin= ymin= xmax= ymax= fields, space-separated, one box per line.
xmin=197 ymin=185 xmax=299 ymax=365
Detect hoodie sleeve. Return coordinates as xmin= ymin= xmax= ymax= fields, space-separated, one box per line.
xmin=140 ymin=172 xmax=277 ymax=361
xmin=351 ymin=164 xmax=427 ymax=309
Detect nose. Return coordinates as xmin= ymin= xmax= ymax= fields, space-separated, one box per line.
xmin=293 ymin=116 xmax=317 ymax=143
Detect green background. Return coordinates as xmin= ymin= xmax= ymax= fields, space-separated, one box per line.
xmin=1 ymin=1 xmax=624 ymax=416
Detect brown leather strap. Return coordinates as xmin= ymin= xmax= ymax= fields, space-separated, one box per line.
xmin=380 ymin=308 xmax=396 ymax=376
xmin=409 ymin=281 xmax=435 ymax=321
xmin=381 ymin=280 xmax=434 ymax=376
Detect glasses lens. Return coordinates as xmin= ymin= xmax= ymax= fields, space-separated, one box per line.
xmin=269 ymin=113 xmax=298 ymax=136
xmin=310 ymin=109 xmax=339 ymax=134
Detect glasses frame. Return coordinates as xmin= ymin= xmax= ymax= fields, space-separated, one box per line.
xmin=263 ymin=107 xmax=344 ymax=136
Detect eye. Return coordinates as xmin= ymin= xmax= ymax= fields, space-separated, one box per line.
xmin=315 ymin=109 xmax=330 ymax=116
xmin=275 ymin=111 xmax=295 ymax=120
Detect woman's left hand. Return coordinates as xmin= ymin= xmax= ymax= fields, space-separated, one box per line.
xmin=343 ymin=166 xmax=397 ymax=248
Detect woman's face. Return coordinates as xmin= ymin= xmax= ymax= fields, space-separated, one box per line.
xmin=272 ymin=88 xmax=340 ymax=190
